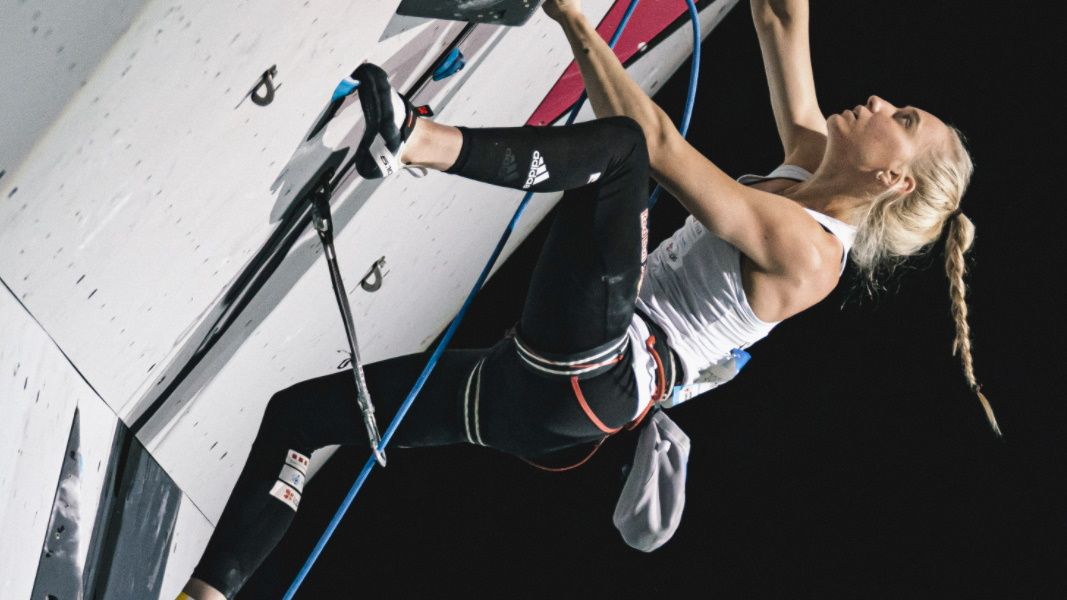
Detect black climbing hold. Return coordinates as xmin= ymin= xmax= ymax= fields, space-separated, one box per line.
xmin=250 ymin=65 xmax=278 ymax=106
xmin=397 ymin=0 xmax=536 ymax=26
xmin=360 ymin=257 xmax=387 ymax=292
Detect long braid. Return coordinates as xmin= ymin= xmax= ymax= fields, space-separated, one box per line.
xmin=943 ymin=211 xmax=1001 ymax=436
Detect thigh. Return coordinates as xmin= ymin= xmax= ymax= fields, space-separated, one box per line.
xmin=517 ymin=121 xmax=651 ymax=355
xmin=470 ymin=338 xmax=642 ymax=458
xmin=518 ymin=183 xmax=649 ymax=355
xmin=271 ymin=348 xmax=486 ymax=450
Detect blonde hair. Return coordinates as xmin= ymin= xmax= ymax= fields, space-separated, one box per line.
xmin=846 ymin=127 xmax=1000 ymax=435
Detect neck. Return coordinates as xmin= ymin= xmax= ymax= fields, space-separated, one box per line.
xmin=781 ymin=169 xmax=870 ymax=225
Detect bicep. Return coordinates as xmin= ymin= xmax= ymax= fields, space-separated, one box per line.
xmin=650 ymin=131 xmax=825 ymax=275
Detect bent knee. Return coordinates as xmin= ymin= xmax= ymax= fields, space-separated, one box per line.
xmin=260 ymin=388 xmax=307 ymax=437
xmin=600 ymin=114 xmax=645 ymax=138
xmin=596 ymin=116 xmax=649 ymax=172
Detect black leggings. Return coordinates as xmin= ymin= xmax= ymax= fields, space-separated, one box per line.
xmin=192 ymin=116 xmax=652 ymax=597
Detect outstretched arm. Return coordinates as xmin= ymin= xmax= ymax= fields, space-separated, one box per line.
xmin=548 ymin=3 xmax=677 ymax=161
xmin=547 ymin=1 xmax=832 ymax=281
xmin=751 ymin=0 xmax=827 ymax=171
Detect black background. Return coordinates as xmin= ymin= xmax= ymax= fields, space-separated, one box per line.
xmin=243 ymin=1 xmax=1065 ymax=597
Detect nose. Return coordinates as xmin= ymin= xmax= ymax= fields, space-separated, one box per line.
xmin=866 ymin=95 xmax=896 ymax=113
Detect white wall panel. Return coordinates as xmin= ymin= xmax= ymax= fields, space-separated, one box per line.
xmin=0 ymin=1 xmax=453 ymax=419
xmin=0 ymin=0 xmax=628 ymax=426
xmin=1 ymin=0 xmax=739 ymax=578
xmin=0 ymin=286 xmax=118 ymax=600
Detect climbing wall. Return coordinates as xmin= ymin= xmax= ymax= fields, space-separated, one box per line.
xmin=0 ymin=1 xmax=739 ymax=597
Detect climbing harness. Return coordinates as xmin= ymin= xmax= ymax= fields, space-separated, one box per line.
xmin=513 ymin=332 xmax=629 ymax=379
xmin=286 ymin=1 xmax=703 ymax=596
xmin=518 ymin=332 xmax=675 ymax=472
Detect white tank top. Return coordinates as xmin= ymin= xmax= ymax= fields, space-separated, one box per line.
xmin=626 ymin=165 xmax=857 ymax=412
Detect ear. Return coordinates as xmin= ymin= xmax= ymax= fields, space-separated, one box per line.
xmin=876 ymin=169 xmax=916 ymax=195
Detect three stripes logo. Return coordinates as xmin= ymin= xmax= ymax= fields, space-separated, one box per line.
xmin=522 ymin=150 xmax=550 ymax=189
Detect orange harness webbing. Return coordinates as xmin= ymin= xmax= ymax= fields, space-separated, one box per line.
xmin=522 ymin=336 xmax=667 ymax=472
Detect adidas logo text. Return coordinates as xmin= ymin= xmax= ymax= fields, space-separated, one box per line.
xmin=523 ymin=150 xmax=550 ymax=189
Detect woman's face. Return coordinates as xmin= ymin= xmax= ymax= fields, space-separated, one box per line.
xmin=827 ymin=95 xmax=949 ymax=191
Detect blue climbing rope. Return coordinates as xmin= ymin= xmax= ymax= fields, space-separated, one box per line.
xmin=285 ymin=2 xmax=701 ymax=596
xmin=648 ymin=0 xmax=701 ymax=209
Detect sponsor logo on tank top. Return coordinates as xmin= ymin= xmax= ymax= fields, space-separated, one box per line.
xmin=666 ymin=241 xmax=679 ymax=262
xmin=523 ymin=150 xmax=550 ymax=189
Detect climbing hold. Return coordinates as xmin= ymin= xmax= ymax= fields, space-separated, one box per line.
xmin=250 ymin=65 xmax=278 ymax=106
xmin=432 ymin=48 xmax=466 ymax=81
xmin=360 ymin=257 xmax=387 ymax=292
xmin=330 ymin=75 xmax=360 ymax=102
xmin=396 ymin=0 xmax=540 ymax=26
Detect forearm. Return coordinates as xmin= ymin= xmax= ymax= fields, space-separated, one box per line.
xmin=749 ymin=0 xmax=826 ymax=164
xmin=557 ymin=11 xmax=669 ymax=150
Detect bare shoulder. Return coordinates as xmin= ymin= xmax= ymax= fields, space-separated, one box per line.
xmin=739 ymin=183 xmax=844 ymax=322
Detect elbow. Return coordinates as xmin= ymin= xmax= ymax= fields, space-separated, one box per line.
xmin=751 ymin=0 xmax=800 ymax=29
xmin=644 ymin=124 xmax=687 ymax=174
xmin=647 ymin=112 xmax=682 ymax=173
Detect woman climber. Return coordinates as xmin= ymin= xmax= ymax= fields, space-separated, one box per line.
xmin=180 ymin=1 xmax=992 ymax=597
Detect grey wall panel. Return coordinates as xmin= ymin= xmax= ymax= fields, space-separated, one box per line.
xmin=157 ymin=493 xmax=214 ymax=600
xmin=0 ymin=0 xmax=150 ymax=183
xmin=81 ymin=430 xmax=182 ymax=600
xmin=28 ymin=408 xmax=206 ymax=600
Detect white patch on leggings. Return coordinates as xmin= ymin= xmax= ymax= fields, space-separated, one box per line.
xmin=587 ymin=171 xmax=602 ymax=184
xmin=279 ymin=464 xmax=306 ymax=493
xmin=270 ymin=481 xmax=302 ymax=512
xmin=285 ymin=449 xmax=310 ymax=474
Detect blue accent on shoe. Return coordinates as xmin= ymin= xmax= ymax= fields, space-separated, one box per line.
xmin=331 ymin=77 xmax=359 ymax=102
xmin=432 ymin=48 xmax=466 ymax=81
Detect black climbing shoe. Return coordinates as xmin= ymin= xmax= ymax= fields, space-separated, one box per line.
xmin=353 ymin=62 xmax=432 ymax=179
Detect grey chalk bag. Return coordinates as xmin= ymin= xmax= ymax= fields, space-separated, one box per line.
xmin=613 ymin=409 xmax=691 ymax=552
